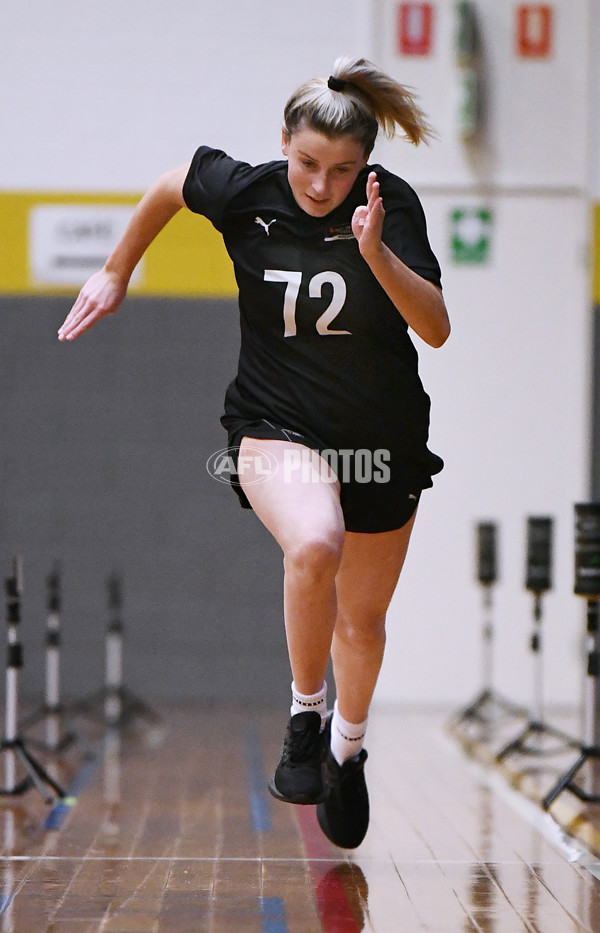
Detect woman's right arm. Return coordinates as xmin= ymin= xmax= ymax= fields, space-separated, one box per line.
xmin=58 ymin=162 xmax=190 ymax=341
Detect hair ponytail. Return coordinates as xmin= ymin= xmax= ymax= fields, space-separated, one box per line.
xmin=283 ymin=56 xmax=434 ymax=153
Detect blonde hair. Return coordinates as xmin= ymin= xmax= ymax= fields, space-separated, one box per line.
xmin=283 ymin=56 xmax=433 ymax=153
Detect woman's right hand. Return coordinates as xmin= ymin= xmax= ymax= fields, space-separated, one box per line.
xmin=57 ymin=267 xmax=128 ymax=341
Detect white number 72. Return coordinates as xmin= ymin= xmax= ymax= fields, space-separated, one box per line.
xmin=264 ymin=270 xmax=351 ymax=337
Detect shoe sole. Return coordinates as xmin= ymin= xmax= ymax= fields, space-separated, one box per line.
xmin=267 ymin=778 xmax=326 ymax=805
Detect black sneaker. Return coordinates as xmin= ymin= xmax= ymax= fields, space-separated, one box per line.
xmin=317 ymin=720 xmax=369 ymax=848
xmin=268 ymin=711 xmax=325 ymax=804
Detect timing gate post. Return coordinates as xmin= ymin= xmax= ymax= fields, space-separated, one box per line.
xmin=449 ymin=521 xmax=525 ymax=734
xmin=0 ymin=558 xmax=65 ymax=802
xmin=496 ymin=516 xmax=577 ymax=762
xmin=543 ymin=503 xmax=600 ymax=809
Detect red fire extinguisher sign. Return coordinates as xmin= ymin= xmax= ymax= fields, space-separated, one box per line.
xmin=516 ymin=4 xmax=553 ymax=58
xmin=398 ymin=2 xmax=434 ymax=56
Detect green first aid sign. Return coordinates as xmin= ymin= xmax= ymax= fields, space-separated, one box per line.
xmin=450 ymin=207 xmax=493 ymax=264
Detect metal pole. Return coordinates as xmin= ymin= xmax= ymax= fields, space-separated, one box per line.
xmin=481 ymin=586 xmax=494 ymax=695
xmin=530 ymin=594 xmax=544 ymax=725
xmin=584 ymin=600 xmax=600 ymax=749
xmin=525 ymin=516 xmax=553 ymax=727
xmin=3 ymin=560 xmax=23 ymax=792
xmin=477 ymin=521 xmax=497 ymax=698
xmin=45 ymin=567 xmax=61 ymax=750
xmin=575 ymin=504 xmax=600 ymax=758
xmin=105 ymin=574 xmax=123 ymax=726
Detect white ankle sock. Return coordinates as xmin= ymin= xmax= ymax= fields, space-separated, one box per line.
xmin=330 ymin=700 xmax=368 ymax=766
xmin=290 ymin=681 xmax=328 ymax=727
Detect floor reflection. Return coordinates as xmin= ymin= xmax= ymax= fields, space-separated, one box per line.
xmin=315 ymin=862 xmax=369 ymax=932
xmin=0 ymin=707 xmax=599 ymax=930
xmin=0 ymin=809 xmax=16 ymax=933
xmin=465 ymin=785 xmax=497 ymax=932
xmin=99 ymin=726 xmax=122 ymax=845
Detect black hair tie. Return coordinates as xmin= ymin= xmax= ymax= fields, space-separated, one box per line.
xmin=327 ymin=75 xmax=347 ymax=92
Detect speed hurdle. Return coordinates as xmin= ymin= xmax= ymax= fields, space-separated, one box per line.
xmin=496 ymin=517 xmax=578 ymax=762
xmin=543 ymin=502 xmax=600 ymax=808
xmin=449 ymin=521 xmax=525 ymax=733
xmin=0 ymin=558 xmax=65 ymax=802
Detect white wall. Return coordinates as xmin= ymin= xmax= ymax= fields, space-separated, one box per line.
xmin=0 ymin=0 xmax=366 ymax=188
xmin=372 ymin=0 xmax=592 ymax=706
xmin=0 ymin=0 xmax=593 ymax=707
xmin=593 ymin=0 xmax=600 ymax=202
xmin=378 ymin=191 xmax=590 ymax=707
xmin=371 ymin=0 xmax=589 ymax=189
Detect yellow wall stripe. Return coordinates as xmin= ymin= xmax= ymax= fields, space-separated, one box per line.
xmin=0 ymin=191 xmax=237 ymax=297
xmin=594 ymin=203 xmax=600 ymax=305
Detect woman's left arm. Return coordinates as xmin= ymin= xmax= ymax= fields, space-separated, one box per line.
xmin=352 ymin=172 xmax=450 ymax=349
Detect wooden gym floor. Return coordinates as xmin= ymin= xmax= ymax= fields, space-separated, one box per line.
xmin=2 ymin=702 xmax=600 ymax=931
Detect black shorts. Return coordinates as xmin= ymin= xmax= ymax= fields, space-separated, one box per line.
xmin=223 ymin=418 xmax=425 ymax=534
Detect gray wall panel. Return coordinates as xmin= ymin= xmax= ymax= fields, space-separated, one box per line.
xmin=0 ymin=296 xmax=289 ymax=705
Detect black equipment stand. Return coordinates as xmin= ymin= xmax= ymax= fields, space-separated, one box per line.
xmin=450 ymin=522 xmax=525 ymax=731
xmin=0 ymin=559 xmax=65 ymax=803
xmin=497 ymin=517 xmax=577 ymax=762
xmin=543 ymin=503 xmax=600 ymax=809
xmin=74 ymin=573 xmax=161 ymax=730
xmin=20 ymin=565 xmax=92 ymax=756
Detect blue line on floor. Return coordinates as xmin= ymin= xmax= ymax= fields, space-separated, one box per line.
xmin=0 ymin=750 xmax=99 ymax=917
xmin=244 ymin=723 xmax=272 ymax=833
xmin=43 ymin=751 xmax=100 ymax=831
xmin=259 ymin=896 xmax=288 ymax=933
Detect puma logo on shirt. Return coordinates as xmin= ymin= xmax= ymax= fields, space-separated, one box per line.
xmin=255 ymin=217 xmax=277 ymax=236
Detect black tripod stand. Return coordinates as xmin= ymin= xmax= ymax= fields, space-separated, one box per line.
xmin=497 ymin=517 xmax=577 ymax=762
xmin=19 ymin=565 xmax=93 ymax=757
xmin=73 ymin=572 xmax=161 ymax=731
xmin=0 ymin=559 xmax=65 ymax=803
xmin=543 ymin=503 xmax=600 ymax=809
xmin=450 ymin=521 xmax=525 ymax=733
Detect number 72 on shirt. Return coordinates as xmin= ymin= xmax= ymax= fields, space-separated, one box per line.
xmin=264 ymin=269 xmax=351 ymax=337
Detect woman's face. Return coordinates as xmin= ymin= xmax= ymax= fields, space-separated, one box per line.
xmin=282 ymin=125 xmax=368 ymax=217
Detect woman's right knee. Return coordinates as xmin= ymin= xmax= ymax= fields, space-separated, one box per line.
xmin=283 ymin=531 xmax=344 ymax=581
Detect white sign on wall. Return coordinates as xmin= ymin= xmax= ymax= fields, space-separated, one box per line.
xmin=29 ymin=204 xmax=143 ymax=287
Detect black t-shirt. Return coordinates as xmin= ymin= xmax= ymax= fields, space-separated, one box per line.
xmin=183 ymin=146 xmax=443 ymax=488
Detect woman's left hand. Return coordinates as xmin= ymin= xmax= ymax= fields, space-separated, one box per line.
xmin=352 ymin=171 xmax=450 ymax=348
xmin=351 ymin=171 xmax=385 ymax=260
